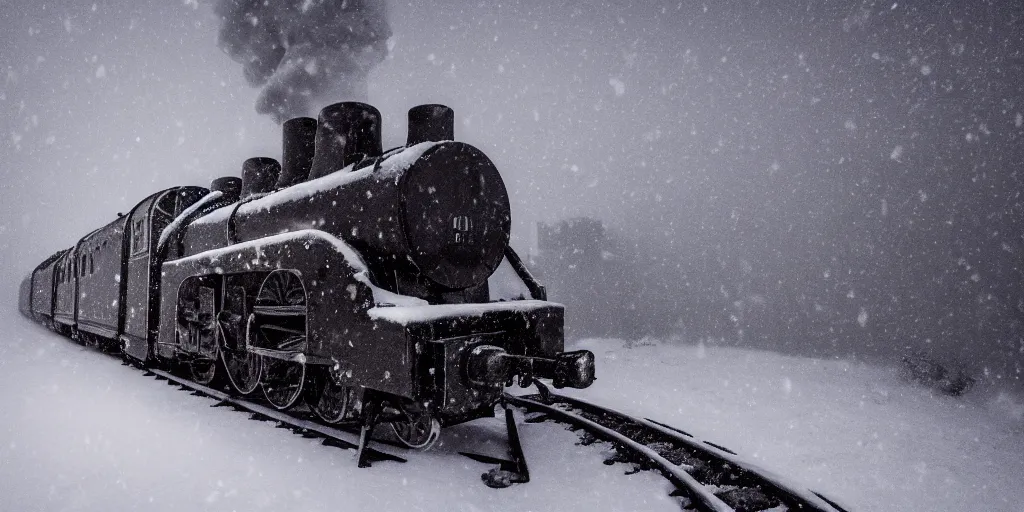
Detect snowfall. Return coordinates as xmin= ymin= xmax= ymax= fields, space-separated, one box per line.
xmin=2 ymin=306 xmax=1023 ymax=512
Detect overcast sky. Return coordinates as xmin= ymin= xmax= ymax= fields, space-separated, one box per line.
xmin=2 ymin=0 xmax=1022 ymax=380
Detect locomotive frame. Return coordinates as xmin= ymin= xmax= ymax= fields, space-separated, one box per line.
xmin=19 ymin=101 xmax=595 ymax=468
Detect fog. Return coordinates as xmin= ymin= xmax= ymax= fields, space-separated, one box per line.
xmin=1 ymin=1 xmax=1022 ymax=387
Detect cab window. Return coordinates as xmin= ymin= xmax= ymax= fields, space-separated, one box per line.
xmin=130 ymin=217 xmax=149 ymax=256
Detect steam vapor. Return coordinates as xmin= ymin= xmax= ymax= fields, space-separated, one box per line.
xmin=215 ymin=0 xmax=391 ymax=123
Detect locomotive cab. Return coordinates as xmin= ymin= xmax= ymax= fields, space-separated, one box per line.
xmin=119 ymin=186 xmax=212 ymax=362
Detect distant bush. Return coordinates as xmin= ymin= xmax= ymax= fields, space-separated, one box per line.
xmin=900 ymin=353 xmax=976 ymax=397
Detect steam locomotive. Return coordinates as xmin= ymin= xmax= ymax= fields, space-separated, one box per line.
xmin=18 ymin=102 xmax=595 ymax=453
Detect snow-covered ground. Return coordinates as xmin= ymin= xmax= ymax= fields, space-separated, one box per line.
xmin=0 ymin=313 xmax=674 ymax=512
xmin=564 ymin=338 xmax=1024 ymax=512
xmin=2 ymin=309 xmax=1023 ymax=512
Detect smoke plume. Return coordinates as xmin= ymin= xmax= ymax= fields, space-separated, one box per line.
xmin=215 ymin=0 xmax=391 ymax=123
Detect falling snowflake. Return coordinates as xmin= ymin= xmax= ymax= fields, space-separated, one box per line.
xmin=608 ymin=78 xmax=625 ymax=96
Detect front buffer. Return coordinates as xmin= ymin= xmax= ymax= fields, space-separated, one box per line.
xmin=370 ymin=300 xmax=596 ymax=426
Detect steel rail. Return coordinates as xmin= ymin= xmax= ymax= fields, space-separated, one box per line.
xmin=148 ymin=369 xmax=406 ymax=465
xmin=506 ymin=394 xmax=733 ymax=512
xmin=508 ymin=391 xmax=849 ymax=512
xmin=544 ymin=393 xmax=847 ymax=512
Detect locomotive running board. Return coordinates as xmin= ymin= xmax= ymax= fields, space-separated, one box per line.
xmin=148 ymin=369 xmax=406 ymax=465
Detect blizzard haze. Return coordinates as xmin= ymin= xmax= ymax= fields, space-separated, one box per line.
xmin=3 ymin=1 xmax=1024 ymax=510
xmin=1 ymin=2 xmax=1023 ymax=383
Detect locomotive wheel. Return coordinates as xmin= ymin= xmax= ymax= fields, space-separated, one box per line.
xmin=189 ymin=357 xmax=218 ymax=386
xmin=254 ymin=270 xmax=308 ymax=410
xmin=262 ymin=358 xmax=306 ymax=410
xmin=305 ymin=368 xmax=352 ymax=424
xmin=389 ymin=412 xmax=441 ymax=449
xmin=218 ymin=306 xmax=262 ymax=395
xmin=221 ymin=342 xmax=262 ymax=395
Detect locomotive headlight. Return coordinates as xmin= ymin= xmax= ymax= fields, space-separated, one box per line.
xmin=464 ymin=345 xmax=511 ymax=389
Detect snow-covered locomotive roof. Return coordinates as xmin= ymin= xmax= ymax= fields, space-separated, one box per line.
xmin=190 ymin=141 xmax=442 ymax=227
xmin=367 ymin=299 xmax=562 ymax=326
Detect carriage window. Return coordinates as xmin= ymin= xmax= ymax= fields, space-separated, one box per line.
xmin=80 ymin=255 xmax=87 ymax=277
xmin=89 ymin=253 xmax=94 ymax=275
xmin=131 ymin=217 xmax=149 ymax=256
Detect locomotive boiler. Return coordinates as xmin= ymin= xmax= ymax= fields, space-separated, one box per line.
xmin=21 ymin=102 xmax=595 ymax=454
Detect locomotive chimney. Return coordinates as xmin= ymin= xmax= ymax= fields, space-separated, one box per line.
xmin=241 ymin=157 xmax=281 ymax=199
xmin=307 ymin=102 xmax=382 ymax=180
xmin=407 ymin=104 xmax=454 ymax=145
xmin=277 ymin=117 xmax=317 ymax=188
xmin=210 ymin=176 xmax=242 ymax=203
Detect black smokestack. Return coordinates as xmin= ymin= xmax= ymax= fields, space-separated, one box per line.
xmin=308 ymin=102 xmax=382 ymax=180
xmin=407 ymin=104 xmax=455 ymax=145
xmin=241 ymin=157 xmax=281 ymax=198
xmin=215 ymin=0 xmax=391 ymax=123
xmin=210 ymin=176 xmax=242 ymax=203
xmin=278 ymin=117 xmax=317 ymax=188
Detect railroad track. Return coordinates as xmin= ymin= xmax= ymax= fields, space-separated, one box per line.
xmin=507 ymin=387 xmax=849 ymax=512
xmin=118 ymin=349 xmax=846 ymax=511
xmin=141 ymin=367 xmax=406 ymax=466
